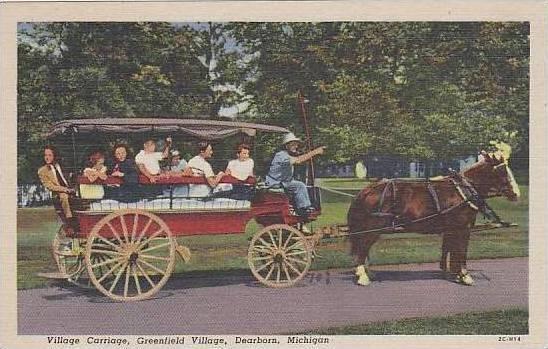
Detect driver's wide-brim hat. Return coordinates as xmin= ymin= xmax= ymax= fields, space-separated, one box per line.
xmin=283 ymin=132 xmax=302 ymax=145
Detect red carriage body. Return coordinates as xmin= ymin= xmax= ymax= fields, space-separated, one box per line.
xmin=45 ymin=118 xmax=321 ymax=301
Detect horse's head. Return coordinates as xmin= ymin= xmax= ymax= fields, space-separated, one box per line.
xmin=463 ymin=150 xmax=520 ymax=201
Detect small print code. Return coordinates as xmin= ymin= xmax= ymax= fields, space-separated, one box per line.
xmin=498 ymin=336 xmax=521 ymax=342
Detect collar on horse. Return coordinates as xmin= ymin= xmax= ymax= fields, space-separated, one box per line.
xmin=448 ymin=170 xmax=507 ymax=225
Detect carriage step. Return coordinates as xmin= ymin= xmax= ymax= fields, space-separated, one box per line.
xmin=37 ymin=272 xmax=70 ymax=279
xmin=176 ymin=245 xmax=192 ymax=263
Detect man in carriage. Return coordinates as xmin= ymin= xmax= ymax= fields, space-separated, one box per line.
xmin=266 ymin=132 xmax=326 ymax=217
xmin=37 ymin=145 xmax=78 ymax=234
xmin=135 ymin=136 xmax=173 ymax=183
xmin=187 ymin=141 xmax=226 ymax=197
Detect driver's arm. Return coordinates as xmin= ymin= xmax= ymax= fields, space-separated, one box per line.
xmin=291 ymin=146 xmax=326 ymax=165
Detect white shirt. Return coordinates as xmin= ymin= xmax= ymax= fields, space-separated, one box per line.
xmin=51 ymin=163 xmax=69 ymax=186
xmin=188 ymin=155 xmax=214 ymax=178
xmin=135 ymin=150 xmax=163 ymax=175
xmin=226 ymin=158 xmax=254 ymax=181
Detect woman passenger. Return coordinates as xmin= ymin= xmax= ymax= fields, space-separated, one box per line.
xmin=225 ymin=143 xmax=255 ymax=200
xmin=107 ymin=144 xmax=141 ymax=202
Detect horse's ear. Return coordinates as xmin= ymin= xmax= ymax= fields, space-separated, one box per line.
xmin=493 ymin=150 xmax=505 ymax=163
xmin=479 ymin=150 xmax=491 ymax=163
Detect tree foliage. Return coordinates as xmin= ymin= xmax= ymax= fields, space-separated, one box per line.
xmin=18 ymin=22 xmax=529 ymax=181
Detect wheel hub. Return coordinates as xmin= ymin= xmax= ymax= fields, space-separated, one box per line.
xmin=273 ymin=253 xmax=284 ymax=264
xmin=120 ymin=243 xmax=140 ymax=261
xmin=129 ymin=252 xmax=139 ymax=264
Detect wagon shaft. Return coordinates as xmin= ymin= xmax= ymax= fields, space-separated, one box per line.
xmin=314 ymin=224 xmax=349 ymax=239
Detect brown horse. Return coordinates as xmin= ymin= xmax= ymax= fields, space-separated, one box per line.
xmin=347 ymin=151 xmax=520 ymax=286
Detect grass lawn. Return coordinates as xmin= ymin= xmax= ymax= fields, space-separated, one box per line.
xmin=17 ymin=179 xmax=528 ymax=290
xmin=293 ymin=308 xmax=528 ymax=335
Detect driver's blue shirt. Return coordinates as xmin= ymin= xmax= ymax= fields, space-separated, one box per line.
xmin=266 ymin=150 xmax=311 ymax=209
xmin=266 ymin=150 xmax=294 ymax=185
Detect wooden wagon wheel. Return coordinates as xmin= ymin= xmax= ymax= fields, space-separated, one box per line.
xmin=248 ymin=224 xmax=312 ymax=288
xmin=85 ymin=209 xmax=176 ymax=302
xmin=52 ymin=226 xmax=95 ymax=288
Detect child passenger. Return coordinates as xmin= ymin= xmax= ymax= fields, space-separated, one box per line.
xmin=80 ymin=151 xmax=108 ymax=199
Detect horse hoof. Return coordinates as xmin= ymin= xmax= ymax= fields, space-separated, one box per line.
xmin=456 ymin=273 xmax=474 ymax=286
xmin=356 ymin=275 xmax=371 ymax=286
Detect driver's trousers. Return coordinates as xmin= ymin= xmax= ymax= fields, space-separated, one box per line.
xmin=281 ymin=180 xmax=311 ymax=209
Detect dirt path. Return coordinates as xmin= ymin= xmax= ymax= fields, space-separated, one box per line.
xmin=18 ymin=257 xmax=527 ymax=335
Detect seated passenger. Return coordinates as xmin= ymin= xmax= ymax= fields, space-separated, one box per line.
xmin=107 ymin=144 xmax=141 ymax=202
xmin=80 ymin=151 xmax=108 ymax=199
xmin=226 ymin=143 xmax=254 ymax=181
xmin=225 ymin=143 xmax=255 ymax=200
xmin=187 ymin=141 xmax=225 ymax=197
xmin=266 ymin=133 xmax=325 ymax=217
xmin=135 ymin=136 xmax=172 ymax=183
xmin=166 ymin=150 xmax=193 ymax=176
xmin=37 ymin=145 xmax=78 ymax=234
xmin=163 ymin=150 xmax=193 ymax=198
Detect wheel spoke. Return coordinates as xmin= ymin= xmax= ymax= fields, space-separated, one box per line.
xmin=282 ymin=232 xmax=294 ymax=249
xmin=282 ymin=262 xmax=292 ymax=282
xmin=123 ymin=264 xmax=131 ymax=297
xmin=252 ymin=245 xmax=272 ymax=253
xmin=276 ymin=263 xmax=281 ymax=283
xmin=132 ymin=265 xmax=142 ymax=295
xmin=97 ymin=260 xmax=125 ymax=283
xmin=285 ymin=256 xmax=309 ymax=266
xmin=255 ymin=260 xmax=274 ymax=273
xmin=285 ymin=259 xmax=304 ymax=276
xmin=131 ymin=214 xmax=139 ymax=243
xmin=286 ymin=240 xmax=305 ymax=252
xmin=267 ymin=231 xmax=276 ymax=246
xmin=139 ymin=254 xmax=171 ymax=262
xmin=136 ymin=217 xmax=153 ymax=242
xmin=278 ymin=228 xmax=283 ymax=249
xmin=136 ymin=261 xmax=157 ymax=288
xmin=139 ymin=259 xmax=166 ymax=275
xmin=105 ymin=221 xmax=123 ymax=244
xmin=91 ymin=256 xmax=121 ymax=269
xmin=93 ymin=235 xmax=120 ymax=251
xmin=251 ymin=255 xmax=273 ymax=262
xmin=138 ymin=228 xmax=165 ymax=248
xmin=120 ymin=215 xmax=129 ymax=243
xmin=90 ymin=249 xmax=120 ymax=257
xmin=264 ymin=263 xmax=276 ymax=280
xmin=109 ymin=262 xmax=128 ymax=292
xmin=257 ymin=237 xmax=273 ymax=249
xmin=285 ymin=250 xmax=307 ymax=256
xmin=139 ymin=241 xmax=171 ymax=253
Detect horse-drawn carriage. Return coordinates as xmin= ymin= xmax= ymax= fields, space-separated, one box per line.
xmin=43 ymin=118 xmax=323 ymax=301
xmin=40 ymin=118 xmax=521 ymax=301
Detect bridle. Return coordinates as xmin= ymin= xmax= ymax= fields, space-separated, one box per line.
xmin=488 ymin=161 xmax=516 ymax=199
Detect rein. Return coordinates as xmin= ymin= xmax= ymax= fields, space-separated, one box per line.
xmin=325 ymin=173 xmax=502 ymax=237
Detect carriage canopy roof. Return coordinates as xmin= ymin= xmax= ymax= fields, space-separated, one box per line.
xmin=47 ymin=118 xmax=291 ymax=140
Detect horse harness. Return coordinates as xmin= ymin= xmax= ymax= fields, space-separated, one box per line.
xmin=362 ymin=173 xmax=507 ymax=235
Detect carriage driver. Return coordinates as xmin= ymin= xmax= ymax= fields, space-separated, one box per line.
xmin=266 ymin=133 xmax=325 ymax=217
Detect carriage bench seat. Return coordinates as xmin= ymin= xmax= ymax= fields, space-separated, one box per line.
xmin=78 ymin=175 xmax=257 ymax=200
xmin=83 ymin=197 xmax=251 ymax=212
xmin=78 ymin=175 xmax=256 ymax=186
